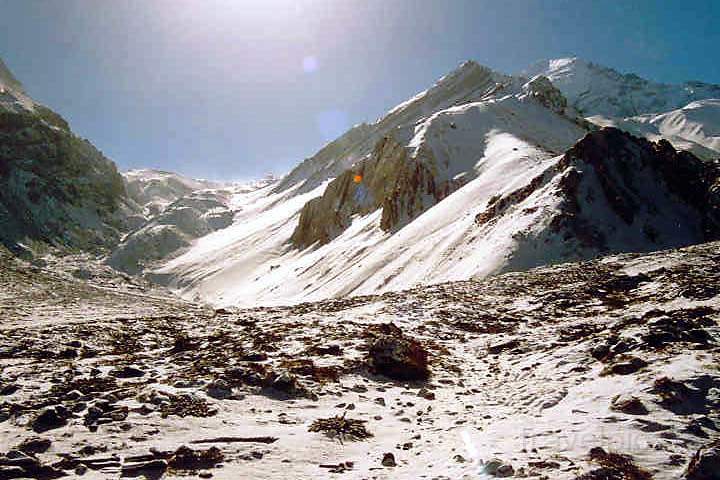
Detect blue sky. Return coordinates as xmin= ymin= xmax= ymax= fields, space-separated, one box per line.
xmin=1 ymin=0 xmax=718 ymax=180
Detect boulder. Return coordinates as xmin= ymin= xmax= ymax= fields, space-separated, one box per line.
xmin=367 ymin=325 xmax=429 ymax=381
xmin=32 ymin=407 xmax=69 ymax=433
xmin=684 ymin=439 xmax=720 ymax=479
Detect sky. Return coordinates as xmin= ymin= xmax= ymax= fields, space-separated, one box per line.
xmin=1 ymin=0 xmax=719 ymax=180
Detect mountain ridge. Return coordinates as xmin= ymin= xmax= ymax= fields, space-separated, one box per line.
xmin=523 ymin=57 xmax=720 ymax=118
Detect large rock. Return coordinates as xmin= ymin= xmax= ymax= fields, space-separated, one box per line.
xmin=31 ymin=407 xmax=69 ymax=433
xmin=367 ymin=324 xmax=430 ymax=381
xmin=684 ymin=439 xmax=720 ymax=480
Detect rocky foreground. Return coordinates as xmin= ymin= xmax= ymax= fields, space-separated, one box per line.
xmin=1 ymin=243 xmax=719 ymax=479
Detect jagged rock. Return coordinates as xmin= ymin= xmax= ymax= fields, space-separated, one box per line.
xmin=417 ymin=388 xmax=435 ymax=400
xmin=488 ymin=339 xmax=521 ymax=355
xmin=651 ymin=375 xmax=720 ymax=415
xmin=684 ymin=439 xmax=720 ymax=479
xmin=522 ymin=75 xmax=568 ymax=115
xmin=264 ymin=372 xmax=316 ymax=400
xmin=0 ymin=384 xmax=18 ymax=396
xmin=205 ymin=380 xmax=232 ymax=400
xmin=167 ymin=446 xmax=223 ymax=470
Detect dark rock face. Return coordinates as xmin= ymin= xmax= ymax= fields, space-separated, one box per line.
xmin=523 ymin=75 xmax=568 ymax=115
xmin=0 ymin=109 xmax=127 ymax=251
xmin=684 ymin=439 xmax=720 ymax=480
xmin=559 ymin=127 xmax=720 ymax=238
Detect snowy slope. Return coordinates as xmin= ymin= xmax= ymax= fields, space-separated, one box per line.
xmin=145 ymin=59 xmax=720 ymax=308
xmin=110 ymin=175 xmax=275 ymax=274
xmin=143 ymin=77 xmax=574 ymax=305
xmin=588 ymin=99 xmax=720 ymax=160
xmin=274 ymin=61 xmax=520 ymax=195
xmin=3 ymin=238 xmax=719 ymax=480
xmin=524 ymin=57 xmax=720 ymax=118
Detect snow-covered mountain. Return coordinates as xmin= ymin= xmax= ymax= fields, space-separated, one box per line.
xmin=524 ymin=57 xmax=720 ymax=118
xmin=123 ymin=169 xmax=226 ymax=217
xmin=110 ymin=174 xmax=275 ymax=274
xmin=4 ymin=53 xmax=718 ymax=307
xmin=274 ymin=61 xmax=520 ymax=195
xmin=588 ymin=99 xmax=720 ymax=161
xmin=146 ymin=59 xmax=720 ymax=307
xmin=524 ymin=57 xmax=720 ymax=160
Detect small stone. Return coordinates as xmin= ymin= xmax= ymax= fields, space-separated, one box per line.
xmin=65 ymin=390 xmax=84 ymax=401
xmin=484 ymin=458 xmax=514 ymax=477
xmin=497 ymin=464 xmax=515 ymax=477
xmin=121 ymin=459 xmax=168 ymax=477
xmin=600 ymin=355 xmax=648 ymax=376
xmin=110 ymin=366 xmax=145 ymax=378
xmin=381 ymin=453 xmax=396 ymax=467
xmin=611 ymin=394 xmax=649 ymax=415
xmin=17 ymin=437 xmax=52 ymax=454
xmin=206 ymin=380 xmax=233 ymax=400
xmin=58 ymin=348 xmax=78 ymax=359
xmin=417 ymin=388 xmax=435 ymax=400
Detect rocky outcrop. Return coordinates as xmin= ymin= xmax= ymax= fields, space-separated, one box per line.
xmin=123 ymin=169 xmax=223 ymax=217
xmin=521 ymin=75 xmax=568 ymax=115
xmin=290 ymin=135 xmax=458 ymax=248
xmin=558 ymin=127 xmax=720 ymax=240
xmin=473 ymin=127 xmax=720 ymax=273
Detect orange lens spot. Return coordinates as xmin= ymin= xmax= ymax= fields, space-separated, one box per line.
xmin=353 ymin=174 xmax=363 ymax=184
